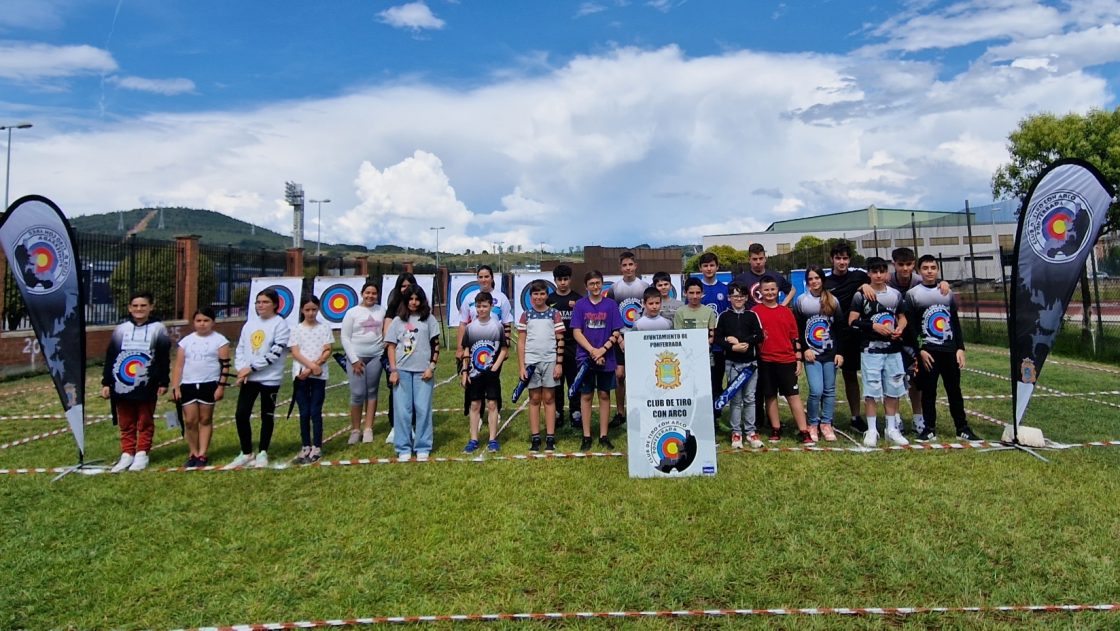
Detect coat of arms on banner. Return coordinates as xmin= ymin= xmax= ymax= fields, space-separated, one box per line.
xmin=654 ymin=352 xmax=681 ymax=389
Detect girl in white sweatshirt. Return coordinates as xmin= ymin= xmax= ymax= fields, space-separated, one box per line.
xmin=227 ymin=288 xmax=290 ymax=469
xmin=340 ymin=282 xmax=386 ymax=444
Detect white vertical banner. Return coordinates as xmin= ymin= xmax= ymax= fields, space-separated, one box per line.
xmin=625 ymin=328 xmax=717 ymax=478
xmin=248 ymin=277 xmax=303 ymax=328
xmin=380 ymin=274 xmax=435 ymax=312
xmin=512 ymin=273 xmax=555 ymax=321
xmin=447 ymin=273 xmax=479 ymax=326
xmin=314 ymin=276 xmax=366 ymax=329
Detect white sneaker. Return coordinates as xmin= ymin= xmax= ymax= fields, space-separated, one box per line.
xmin=385 ymin=428 xmax=395 ymax=444
xmin=362 ymin=428 xmax=374 ymax=443
xmin=127 ymin=451 xmax=149 ymax=472
xmin=862 ymin=430 xmax=880 ymax=448
xmin=110 ymin=453 xmax=134 ymax=473
xmin=397 ymin=452 xmax=411 ymax=462
xmin=348 ymin=430 xmax=361 ymax=445
xmin=224 ymin=452 xmax=253 ymax=469
xmin=252 ymin=451 xmax=269 ymax=468
xmin=730 ymin=432 xmax=743 ymax=449
xmin=886 ymin=427 xmax=910 ymax=446
xmin=416 ymin=452 xmax=430 ymax=462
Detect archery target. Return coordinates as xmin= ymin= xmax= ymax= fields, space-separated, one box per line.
xmin=319 ymin=283 xmax=359 ymax=324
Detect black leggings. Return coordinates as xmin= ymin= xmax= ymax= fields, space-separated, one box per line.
xmin=235 ymin=381 xmax=280 ymax=454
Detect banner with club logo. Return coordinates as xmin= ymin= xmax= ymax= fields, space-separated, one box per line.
xmin=512 ymin=273 xmax=555 ymax=321
xmin=1009 ymin=159 xmax=1115 ymax=436
xmin=625 ymin=328 xmax=717 ymax=478
xmin=314 ymin=276 xmax=366 ymax=329
xmin=380 ymin=274 xmax=436 ymax=314
xmin=0 ymin=196 xmax=86 ymax=460
xmin=247 ymin=277 xmax=303 ymax=328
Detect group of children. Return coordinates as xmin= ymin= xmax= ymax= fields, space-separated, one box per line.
xmin=99 ymin=242 xmax=978 ymax=471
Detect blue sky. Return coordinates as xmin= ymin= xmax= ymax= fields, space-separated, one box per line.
xmin=2 ymin=0 xmax=1118 ymax=252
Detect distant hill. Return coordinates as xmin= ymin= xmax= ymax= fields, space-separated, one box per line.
xmin=70 ymin=207 xmax=297 ymax=249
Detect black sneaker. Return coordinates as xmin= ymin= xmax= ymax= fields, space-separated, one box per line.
xmin=545 ymin=436 xmax=556 ymax=452
xmin=610 ymin=413 xmax=626 ymax=428
xmin=554 ymin=410 xmax=564 ymax=425
xmin=851 ymin=416 xmax=868 ymax=433
xmin=580 ymin=436 xmax=593 ymax=451
xmin=185 ymin=456 xmax=198 ymax=468
xmin=957 ymin=427 xmax=981 ymax=442
xmin=570 ymin=411 xmax=583 ymax=431
xmin=598 ymin=436 xmax=615 ymax=450
xmin=195 ymin=455 xmax=208 ymax=467
xmin=529 ymin=436 xmax=542 ymax=452
xmin=916 ymin=428 xmax=937 ymax=442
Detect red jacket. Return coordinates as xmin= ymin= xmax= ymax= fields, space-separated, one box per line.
xmin=752 ymin=303 xmax=799 ymax=363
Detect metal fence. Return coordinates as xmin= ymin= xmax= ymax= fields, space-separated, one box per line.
xmin=756 ymin=208 xmax=1120 ymax=363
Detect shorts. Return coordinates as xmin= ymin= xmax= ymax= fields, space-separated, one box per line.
xmin=527 ymin=361 xmax=559 ymax=389
xmin=465 ymin=369 xmax=503 ymax=404
xmin=179 ymin=382 xmax=218 ymax=405
xmin=579 ymin=369 xmax=617 ymax=395
xmin=861 ymin=352 xmax=906 ymax=400
xmin=759 ymin=362 xmax=800 ymax=398
xmin=615 ymin=345 xmax=626 ymax=366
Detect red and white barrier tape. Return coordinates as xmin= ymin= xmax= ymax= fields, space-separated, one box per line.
xmin=172 ymin=602 xmax=1120 ymax=629
xmin=966 ymin=367 xmax=1120 ymax=412
xmin=1037 ymin=358 xmax=1120 ymax=376
xmin=9 ymin=440 xmax=1120 ymax=476
xmin=960 ymin=391 xmax=1120 ymax=400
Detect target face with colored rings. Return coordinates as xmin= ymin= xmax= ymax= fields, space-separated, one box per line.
xmin=265 ymin=284 xmax=296 ymax=319
xmin=320 ymin=284 xmax=359 ymax=323
xmin=922 ymin=306 xmax=952 ymax=340
xmin=656 ymin=430 xmax=687 ymax=464
xmin=872 ymin=313 xmax=897 ymax=329
xmin=619 ymin=298 xmax=642 ymax=327
xmin=470 ymin=342 xmax=497 ymax=371
xmin=29 ymin=242 xmax=59 ymax=274
xmin=519 ymin=280 xmax=556 ymax=313
xmin=1042 ymin=207 xmax=1074 ymax=242
xmin=116 ymin=352 xmax=151 ymax=386
xmin=805 ymin=316 xmax=831 ymax=350
xmin=456 ymin=280 xmax=481 ymax=312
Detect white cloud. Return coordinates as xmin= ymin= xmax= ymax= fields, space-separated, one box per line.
xmin=108 ymin=75 xmax=196 ymax=95
xmin=8 ymin=21 xmax=1118 ymax=251
xmin=378 ymin=2 xmax=446 ymax=31
xmin=987 ymin=24 xmax=1120 ymax=72
xmin=0 ymin=42 xmax=116 ymax=81
xmin=870 ymin=0 xmax=1063 ymax=52
xmin=0 ymin=0 xmax=67 ymax=31
xmin=575 ymin=3 xmax=608 ymax=17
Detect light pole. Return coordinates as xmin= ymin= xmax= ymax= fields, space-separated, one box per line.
xmin=495 ymin=241 xmax=504 ymax=274
xmin=2 ymin=122 xmax=33 ymax=210
xmin=308 ymin=198 xmax=330 ymax=256
xmin=429 ymin=226 xmax=445 ymax=269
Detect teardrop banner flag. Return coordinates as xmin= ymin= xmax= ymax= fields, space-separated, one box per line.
xmin=313 ymin=276 xmax=366 ymax=329
xmin=0 ymin=196 xmax=86 ymax=461
xmin=1009 ymin=159 xmax=1115 ymax=438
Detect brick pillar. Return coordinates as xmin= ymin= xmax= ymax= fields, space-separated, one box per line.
xmin=286 ymin=248 xmax=304 ymax=277
xmin=402 ymin=260 xmax=414 ymax=273
xmin=0 ymin=247 xmax=7 ymax=327
xmin=175 ymin=235 xmax=201 ymax=321
xmin=355 ymin=255 xmax=369 ymax=278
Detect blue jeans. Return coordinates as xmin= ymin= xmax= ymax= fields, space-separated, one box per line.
xmin=803 ymin=359 xmax=836 ymax=427
xmin=293 ymin=377 xmax=326 ymax=447
xmin=393 ymin=370 xmax=433 ymax=456
xmin=724 ymin=360 xmax=758 ymax=433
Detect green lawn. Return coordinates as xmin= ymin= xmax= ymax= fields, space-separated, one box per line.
xmin=1 ymin=344 xmax=1119 ymax=630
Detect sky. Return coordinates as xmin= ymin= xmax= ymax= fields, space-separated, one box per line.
xmin=1 ymin=0 xmax=1118 ymax=253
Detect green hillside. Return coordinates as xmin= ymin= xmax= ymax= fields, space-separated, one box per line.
xmin=70 ymin=207 xmax=294 ymax=249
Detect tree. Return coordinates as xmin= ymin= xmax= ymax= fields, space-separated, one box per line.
xmin=683 ymin=245 xmax=748 ymax=273
xmin=992 ymin=108 xmax=1120 ymax=229
xmin=794 ymin=235 xmax=825 ymax=251
xmin=992 ymin=108 xmax=1120 ymax=342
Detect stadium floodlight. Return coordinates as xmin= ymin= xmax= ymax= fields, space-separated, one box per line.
xmin=285 ymin=181 xmax=305 ymax=249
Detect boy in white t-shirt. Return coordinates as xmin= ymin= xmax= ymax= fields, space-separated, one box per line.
xmin=516 ymin=280 xmax=565 ymax=452
xmin=633 ymin=287 xmax=672 ymax=331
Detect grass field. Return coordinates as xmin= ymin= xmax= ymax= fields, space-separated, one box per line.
xmin=1 ymin=341 xmax=1119 ymax=630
